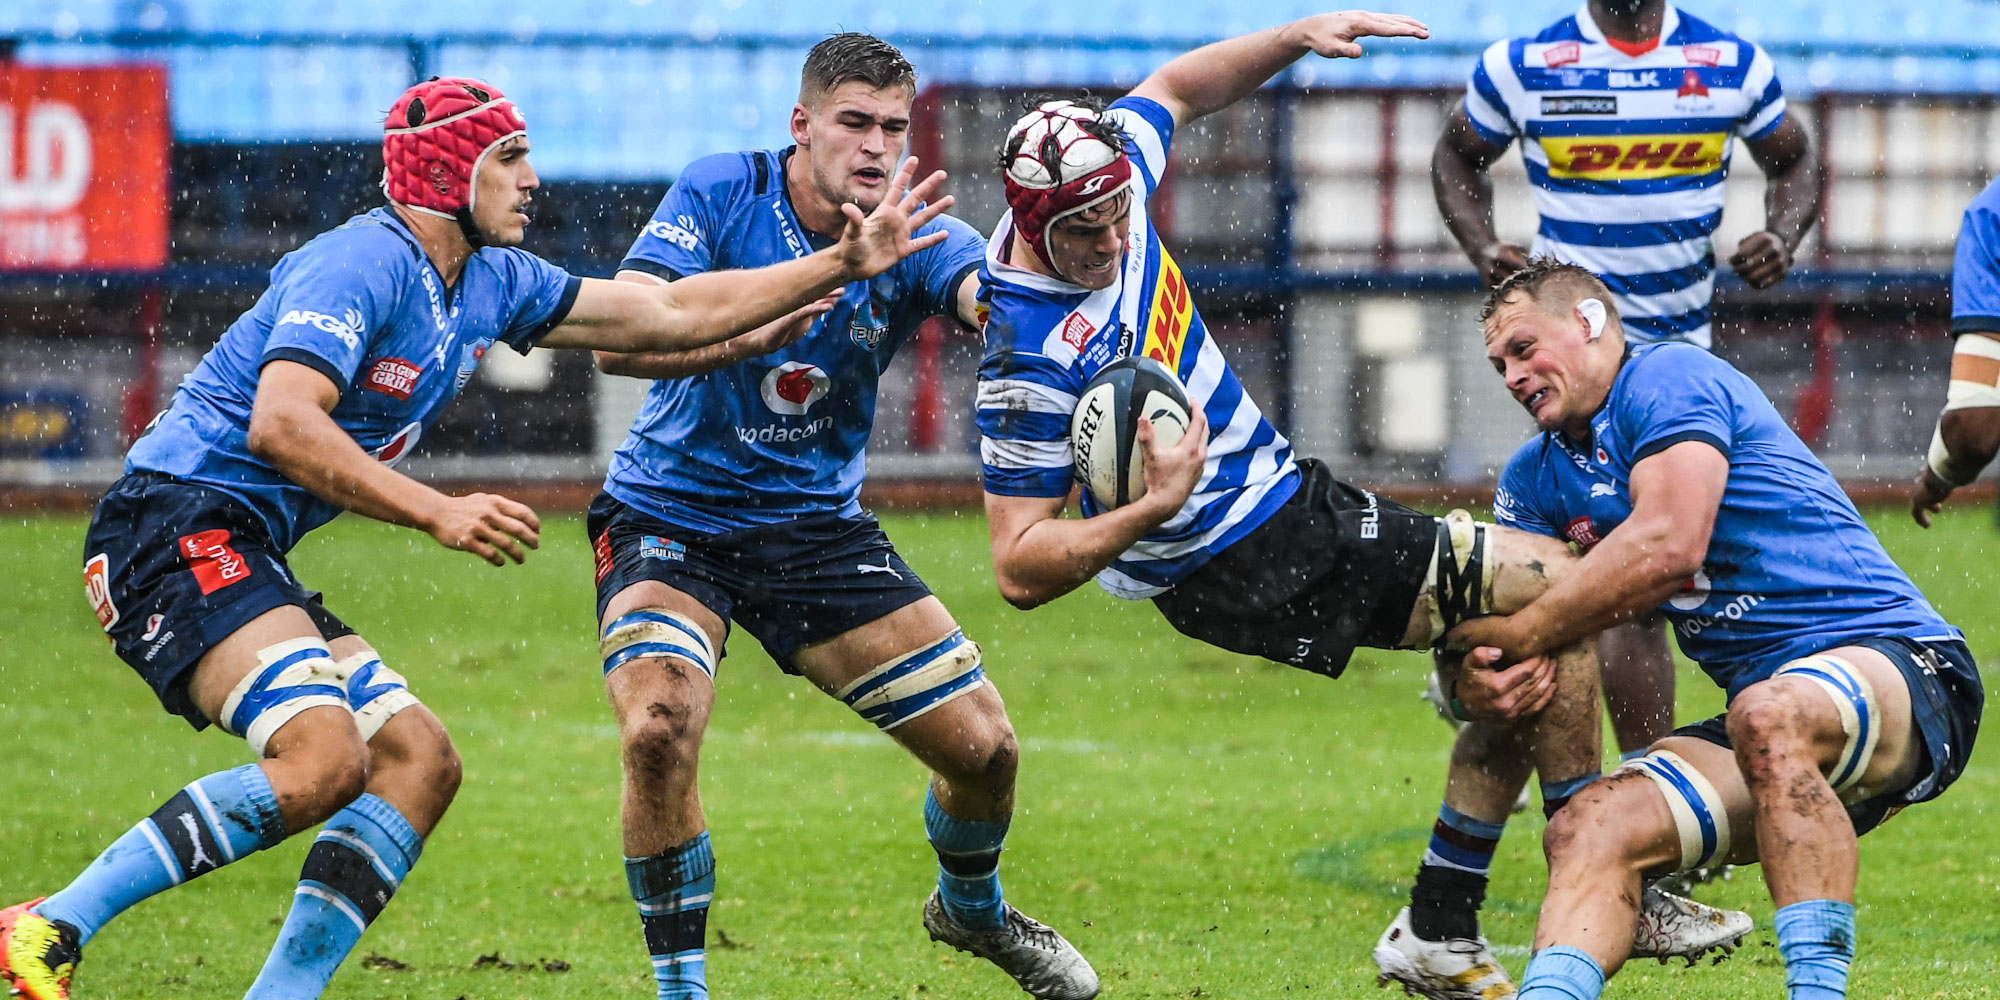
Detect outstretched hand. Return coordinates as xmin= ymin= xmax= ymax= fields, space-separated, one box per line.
xmin=1296 ymin=10 xmax=1430 ymax=59
xmin=837 ymin=156 xmax=954 ymax=280
xmin=1910 ymin=465 xmax=1955 ymax=528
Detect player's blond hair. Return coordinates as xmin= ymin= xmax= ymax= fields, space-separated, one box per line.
xmin=1479 ymin=256 xmax=1619 ymax=328
xmin=799 ymin=33 xmax=916 ymax=108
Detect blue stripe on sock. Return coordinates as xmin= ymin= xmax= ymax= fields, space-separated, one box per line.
xmin=1519 ymin=945 xmax=1606 ymax=1000
xmin=245 ymin=794 xmax=421 ymax=1000
xmin=1540 ymin=772 xmax=1601 ymax=803
xmin=629 ymin=833 xmax=714 ymax=1000
xmin=924 ymin=788 xmax=1008 ymax=931
xmin=1437 ymin=805 xmax=1506 ymax=840
xmin=1775 ymin=900 xmax=1855 ymax=1000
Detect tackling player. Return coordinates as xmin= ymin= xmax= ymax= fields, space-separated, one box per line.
xmin=1911 ymin=174 xmax=2000 ymax=525
xmin=0 ymin=76 xmax=950 ymax=1000
xmin=1432 ymin=0 xmax=1820 ymax=762
xmin=586 ymin=34 xmax=1096 ymax=1000
xmin=973 ymin=15 xmax=1744 ymax=998
xmin=1462 ymin=258 xmax=1982 ymax=1000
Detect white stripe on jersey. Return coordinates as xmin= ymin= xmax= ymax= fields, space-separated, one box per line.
xmin=980 ymin=436 xmax=1072 ymax=469
xmin=976 ymin=378 xmax=1076 ymax=415
xmin=1532 ymin=234 xmax=1713 ymax=276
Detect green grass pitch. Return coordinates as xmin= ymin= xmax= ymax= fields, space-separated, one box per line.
xmin=3 ymin=506 xmax=1995 ymax=998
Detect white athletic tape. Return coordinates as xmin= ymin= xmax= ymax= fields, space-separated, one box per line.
xmin=1577 ymin=297 xmax=1608 ymax=341
xmin=219 ymin=636 xmax=349 ymax=757
xmin=835 ymin=633 xmax=987 ymax=731
xmin=1619 ymin=750 xmax=1732 ymax=873
xmin=333 ymin=651 xmax=421 ymax=742
xmin=1774 ymin=655 xmax=1882 ymax=803
xmin=1928 ymin=424 xmax=1985 ymax=487
xmin=600 ymin=609 xmax=718 ymax=680
xmin=1419 ymin=509 xmax=1497 ymax=646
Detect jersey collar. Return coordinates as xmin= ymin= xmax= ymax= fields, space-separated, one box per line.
xmin=777 ymin=146 xmax=838 ymax=252
xmin=1574 ymin=2 xmax=1681 ymax=54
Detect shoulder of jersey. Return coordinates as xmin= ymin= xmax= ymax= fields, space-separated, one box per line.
xmin=290 ymin=215 xmax=419 ymax=273
xmin=673 ymin=150 xmax=772 ymax=202
xmin=1667 ymin=8 xmax=1747 ymax=47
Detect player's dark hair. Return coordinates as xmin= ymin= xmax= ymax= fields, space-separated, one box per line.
xmin=1479 ymin=255 xmax=1616 ymax=325
xmin=995 ymin=94 xmax=1128 ymax=182
xmin=800 ymin=33 xmax=916 ymax=106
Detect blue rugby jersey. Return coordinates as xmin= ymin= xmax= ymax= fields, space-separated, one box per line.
xmin=1493 ymin=343 xmax=1960 ymax=698
xmin=126 ymin=208 xmax=580 ymax=552
xmin=1950 ymin=174 xmax=2000 ymax=335
xmin=1464 ymin=3 xmax=1787 ymax=349
xmin=976 ymin=95 xmax=1299 ymax=600
xmin=606 ymin=147 xmax=983 ymax=533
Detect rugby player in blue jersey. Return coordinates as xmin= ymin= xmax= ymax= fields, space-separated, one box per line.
xmin=584 ymin=34 xmax=1096 ymax=1000
xmin=1459 ymin=258 xmax=1982 ymax=1000
xmin=1911 ymin=174 xmax=2000 ymax=525
xmin=1432 ymin=0 xmax=1819 ymax=770
xmin=0 ymin=76 xmax=952 ymax=1000
xmin=972 ymin=15 xmax=1740 ymax=999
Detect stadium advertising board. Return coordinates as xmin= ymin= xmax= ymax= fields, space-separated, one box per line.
xmin=0 ymin=65 xmax=168 ymax=271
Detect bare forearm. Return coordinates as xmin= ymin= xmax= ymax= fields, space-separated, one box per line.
xmin=1434 ymin=143 xmax=1502 ymax=266
xmin=1138 ymin=22 xmax=1309 ymax=123
xmin=1941 ymin=407 xmax=2000 ymax=473
xmin=654 ymin=251 xmax=849 ymax=347
xmin=994 ymin=503 xmax=1170 ymax=608
xmin=595 ymin=339 xmax=749 ymax=379
xmin=1509 ymin=525 xmax=1693 ymax=655
xmin=1763 ymin=155 xmax=1820 ymax=250
xmin=253 ymin=411 xmax=444 ymax=531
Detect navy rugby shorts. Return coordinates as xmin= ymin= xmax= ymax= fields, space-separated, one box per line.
xmin=84 ymin=472 xmax=354 ymax=728
xmin=587 ymin=493 xmax=934 ymax=673
xmin=1152 ymin=458 xmax=1437 ymax=679
xmin=1675 ymin=635 xmax=1983 ymax=836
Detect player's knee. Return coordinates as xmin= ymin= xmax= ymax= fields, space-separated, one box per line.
xmin=1544 ymin=778 xmax=1655 ymax=875
xmin=1726 ymin=681 xmax=1817 ymax=770
xmin=619 ymin=691 xmax=709 ymax=780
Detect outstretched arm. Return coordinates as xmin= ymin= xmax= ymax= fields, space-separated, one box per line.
xmin=1433 ymin=104 xmax=1527 ymax=286
xmin=248 ymin=361 xmax=540 ymax=566
xmin=1128 ymin=11 xmax=1428 ymax=127
xmin=1450 ymin=441 xmax=1727 ymax=661
xmin=594 ymin=285 xmax=839 ymax=379
xmin=540 ymin=158 xmax=950 ymax=353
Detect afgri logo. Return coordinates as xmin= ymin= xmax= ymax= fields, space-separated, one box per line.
xmin=759 ymin=361 xmax=831 ymax=415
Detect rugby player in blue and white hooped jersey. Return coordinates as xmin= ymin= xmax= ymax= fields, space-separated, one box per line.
xmin=969 ymin=15 xmax=1741 ymax=998
xmin=1433 ymin=0 xmax=1819 ymax=768
xmin=0 ymin=76 xmax=950 ymax=1000
xmin=584 ymin=34 xmax=1096 ymax=1000
xmin=1461 ymin=260 xmax=1982 ymax=1000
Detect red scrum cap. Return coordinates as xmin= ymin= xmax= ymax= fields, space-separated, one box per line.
xmin=1001 ymin=100 xmax=1132 ymax=271
xmin=382 ymin=77 xmax=526 ymax=218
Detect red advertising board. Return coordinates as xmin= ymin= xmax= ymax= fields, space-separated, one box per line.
xmin=0 ymin=65 xmax=168 ymax=271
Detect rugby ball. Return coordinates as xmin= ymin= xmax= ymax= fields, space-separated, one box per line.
xmin=1071 ymin=356 xmax=1193 ymax=508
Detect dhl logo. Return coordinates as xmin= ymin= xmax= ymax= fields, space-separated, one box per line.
xmin=1142 ymin=247 xmax=1192 ymax=372
xmin=1538 ymin=133 xmax=1728 ymax=180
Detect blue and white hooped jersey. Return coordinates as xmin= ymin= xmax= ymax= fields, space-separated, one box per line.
xmin=125 ymin=207 xmax=580 ymax=552
xmin=607 ymin=147 xmax=983 ymax=533
xmin=1465 ymin=3 xmax=1787 ymax=349
xmin=1493 ymin=343 xmax=1961 ymax=698
xmin=977 ymin=95 xmax=1299 ymax=600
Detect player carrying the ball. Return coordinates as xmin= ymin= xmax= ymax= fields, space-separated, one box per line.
xmin=973 ymin=14 xmax=1745 ymax=998
xmin=0 ymin=76 xmax=948 ymax=1000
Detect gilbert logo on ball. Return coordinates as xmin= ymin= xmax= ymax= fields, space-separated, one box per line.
xmin=1072 ymin=355 xmax=1191 ymax=508
xmin=760 ymin=361 xmax=831 ymax=415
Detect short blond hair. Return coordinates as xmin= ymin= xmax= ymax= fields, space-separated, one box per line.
xmin=1480 ymin=256 xmax=1617 ymax=327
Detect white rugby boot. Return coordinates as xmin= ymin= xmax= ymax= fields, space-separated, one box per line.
xmin=1373 ymin=906 xmax=1516 ymax=999
xmin=1421 ymin=674 xmax=1531 ymax=814
xmin=1631 ymin=882 xmax=1753 ymax=965
xmin=923 ymin=891 xmax=1099 ymax=999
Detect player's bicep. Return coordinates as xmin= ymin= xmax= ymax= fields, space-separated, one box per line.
xmin=1626 ymin=440 xmax=1728 ymax=564
xmin=1743 ymin=114 xmax=1809 ymax=175
xmin=984 ymin=491 xmax=1070 ymax=555
xmin=247 ymin=359 xmax=345 ymax=462
xmin=1440 ymin=104 xmax=1513 ymax=169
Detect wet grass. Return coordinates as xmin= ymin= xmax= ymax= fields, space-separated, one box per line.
xmin=1 ymin=504 xmax=1994 ymax=998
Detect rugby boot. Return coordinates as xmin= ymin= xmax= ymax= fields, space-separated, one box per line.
xmin=923 ymin=891 xmax=1099 ymax=999
xmin=0 ymin=899 xmax=81 ymax=1000
xmin=1373 ymin=906 xmax=1515 ymax=999
xmin=1631 ymin=882 xmax=1752 ymax=965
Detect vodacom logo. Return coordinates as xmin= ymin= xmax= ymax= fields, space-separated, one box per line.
xmin=759 ymin=361 xmax=831 ymax=415
xmin=0 ymin=102 xmax=90 ymax=212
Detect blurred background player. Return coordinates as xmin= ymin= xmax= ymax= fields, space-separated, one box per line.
xmin=969 ymin=14 xmax=1742 ymax=997
xmin=585 ymin=34 xmax=1096 ymax=1000
xmin=0 ymin=76 xmax=949 ymax=1000
xmin=1460 ymin=259 xmax=1982 ymax=1000
xmin=1431 ymin=0 xmax=1820 ymax=766
xmin=1912 ymin=172 xmax=2000 ymax=526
